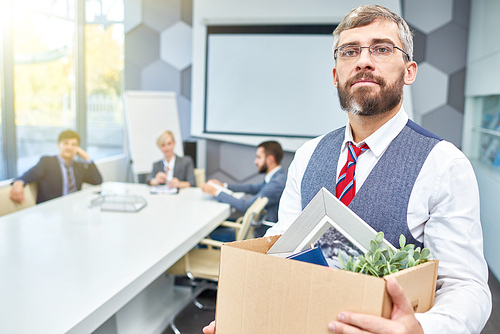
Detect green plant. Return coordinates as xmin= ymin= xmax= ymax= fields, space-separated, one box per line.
xmin=338 ymin=232 xmax=432 ymax=277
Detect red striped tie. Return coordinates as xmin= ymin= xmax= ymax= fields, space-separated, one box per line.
xmin=336 ymin=142 xmax=369 ymax=206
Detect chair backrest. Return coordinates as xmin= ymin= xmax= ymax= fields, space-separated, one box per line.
xmin=193 ymin=168 xmax=206 ymax=187
xmin=235 ymin=197 xmax=268 ymax=241
xmin=0 ymin=183 xmax=38 ymax=217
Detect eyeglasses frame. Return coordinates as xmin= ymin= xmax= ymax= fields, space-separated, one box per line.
xmin=334 ymin=43 xmax=410 ymax=61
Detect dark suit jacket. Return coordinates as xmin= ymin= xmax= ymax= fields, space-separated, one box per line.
xmin=16 ymin=156 xmax=103 ymax=204
xmin=146 ymin=155 xmax=196 ymax=187
xmin=216 ymin=167 xmax=287 ymax=223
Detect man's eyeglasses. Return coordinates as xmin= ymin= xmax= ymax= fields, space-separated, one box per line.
xmin=334 ymin=43 xmax=410 ymax=61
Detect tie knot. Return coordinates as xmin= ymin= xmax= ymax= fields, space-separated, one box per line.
xmin=347 ymin=142 xmax=369 ymax=161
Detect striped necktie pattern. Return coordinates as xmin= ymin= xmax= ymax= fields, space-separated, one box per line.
xmin=65 ymin=163 xmax=77 ymax=194
xmin=336 ymin=141 xmax=369 ymax=206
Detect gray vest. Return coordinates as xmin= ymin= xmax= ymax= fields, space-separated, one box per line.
xmin=301 ymin=120 xmax=442 ymax=248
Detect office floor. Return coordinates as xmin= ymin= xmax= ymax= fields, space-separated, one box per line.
xmin=164 ymin=269 xmax=500 ymax=334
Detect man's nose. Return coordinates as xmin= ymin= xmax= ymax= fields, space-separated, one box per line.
xmin=355 ymin=48 xmax=375 ymax=71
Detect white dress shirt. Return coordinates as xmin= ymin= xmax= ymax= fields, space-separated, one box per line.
xmin=163 ymin=156 xmax=176 ymax=183
xmin=267 ymin=108 xmax=492 ymax=334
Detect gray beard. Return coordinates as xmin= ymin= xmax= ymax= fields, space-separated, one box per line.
xmin=337 ymin=72 xmax=404 ymax=117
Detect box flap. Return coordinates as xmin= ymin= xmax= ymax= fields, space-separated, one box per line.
xmin=382 ymin=260 xmax=439 ymax=315
xmin=224 ymin=234 xmax=281 ymax=253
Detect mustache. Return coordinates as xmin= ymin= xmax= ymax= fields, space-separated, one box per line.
xmin=345 ymin=72 xmax=386 ymax=88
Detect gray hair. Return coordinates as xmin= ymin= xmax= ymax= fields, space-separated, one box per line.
xmin=332 ymin=5 xmax=413 ymax=62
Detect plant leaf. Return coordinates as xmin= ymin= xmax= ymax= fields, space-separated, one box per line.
xmin=391 ymin=251 xmax=408 ymax=262
xmin=421 ymin=248 xmax=430 ymax=258
xmin=399 ymin=234 xmax=406 ymax=249
xmin=338 ymin=251 xmax=346 ymax=269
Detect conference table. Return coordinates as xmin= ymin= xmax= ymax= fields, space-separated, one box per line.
xmin=0 ymin=182 xmax=236 ymax=334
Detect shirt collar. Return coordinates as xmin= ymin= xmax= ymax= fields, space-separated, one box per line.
xmin=163 ymin=155 xmax=176 ymax=170
xmin=264 ymin=165 xmax=282 ymax=183
xmin=57 ymin=155 xmax=73 ymax=167
xmin=342 ymin=107 xmax=408 ymax=157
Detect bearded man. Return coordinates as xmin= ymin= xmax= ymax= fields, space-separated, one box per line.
xmin=204 ymin=4 xmax=491 ymax=334
xmin=201 ymin=140 xmax=286 ymax=237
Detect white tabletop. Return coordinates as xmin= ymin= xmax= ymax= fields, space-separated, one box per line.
xmin=0 ymin=182 xmax=232 ymax=334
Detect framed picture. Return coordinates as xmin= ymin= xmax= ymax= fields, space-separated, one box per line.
xmin=267 ymin=188 xmax=396 ymax=268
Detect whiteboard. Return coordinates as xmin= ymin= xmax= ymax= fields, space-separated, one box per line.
xmin=124 ymin=91 xmax=184 ymax=177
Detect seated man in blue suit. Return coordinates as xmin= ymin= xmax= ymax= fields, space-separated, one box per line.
xmin=10 ymin=130 xmax=103 ymax=204
xmin=201 ymin=141 xmax=286 ymax=237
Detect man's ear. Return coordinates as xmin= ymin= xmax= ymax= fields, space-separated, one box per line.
xmin=404 ymin=61 xmax=417 ymax=85
xmin=266 ymin=154 xmax=276 ymax=165
xmin=332 ymin=67 xmax=338 ymax=88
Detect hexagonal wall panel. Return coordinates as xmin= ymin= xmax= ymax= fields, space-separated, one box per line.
xmin=177 ymin=95 xmax=191 ymax=140
xmin=219 ymin=142 xmax=258 ymax=181
xmin=124 ymin=0 xmax=142 ymax=33
xmin=143 ymin=0 xmax=180 ymax=32
xmin=412 ymin=27 xmax=426 ymax=64
xmin=125 ymin=62 xmax=141 ymax=90
xmin=181 ymin=66 xmax=191 ymax=99
xmin=125 ymin=24 xmax=160 ymax=68
xmin=448 ymin=69 xmax=466 ymax=112
xmin=426 ymin=23 xmax=468 ymax=74
xmin=422 ymin=105 xmax=463 ymax=148
xmin=141 ymin=60 xmax=180 ymax=92
xmin=208 ymin=170 xmax=237 ymax=185
xmin=160 ymin=21 xmax=192 ymax=71
xmin=411 ymin=62 xmax=448 ymax=116
xmin=404 ymin=0 xmax=453 ymax=34
xmin=453 ymin=0 xmax=471 ymax=29
xmin=181 ymin=0 xmax=193 ymax=25
xmin=206 ymin=140 xmax=221 ymax=175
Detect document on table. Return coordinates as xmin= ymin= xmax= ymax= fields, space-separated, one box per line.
xmin=208 ymin=181 xmax=233 ymax=195
xmin=150 ymin=185 xmax=179 ymax=194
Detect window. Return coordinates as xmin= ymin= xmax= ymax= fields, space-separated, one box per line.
xmin=85 ymin=0 xmax=124 ymax=160
xmin=0 ymin=0 xmax=124 ymax=180
xmin=12 ymin=0 xmax=77 ymax=174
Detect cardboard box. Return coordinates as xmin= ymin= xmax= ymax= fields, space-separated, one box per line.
xmin=215 ymin=235 xmax=438 ymax=334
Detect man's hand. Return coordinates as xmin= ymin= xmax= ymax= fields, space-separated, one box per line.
xmin=202 ymin=321 xmax=216 ymax=334
xmin=75 ymin=146 xmax=90 ymax=161
xmin=200 ymin=183 xmax=217 ymax=196
xmin=328 ymin=277 xmax=423 ymax=334
xmin=207 ymin=179 xmax=223 ymax=186
xmin=10 ymin=180 xmax=25 ymax=204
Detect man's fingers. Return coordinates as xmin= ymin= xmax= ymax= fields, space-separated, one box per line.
xmin=202 ymin=320 xmax=216 ymax=334
xmin=334 ymin=311 xmax=395 ymax=334
xmin=385 ymin=278 xmax=413 ymax=315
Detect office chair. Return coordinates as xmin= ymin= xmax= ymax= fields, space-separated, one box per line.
xmin=193 ymin=168 xmax=206 ymax=187
xmin=166 ymin=197 xmax=268 ymax=334
xmin=0 ymin=183 xmax=38 ymax=217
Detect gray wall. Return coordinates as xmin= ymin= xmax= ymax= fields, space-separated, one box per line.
xmin=124 ymin=0 xmax=470 ymax=183
xmin=124 ymin=0 xmax=193 ymax=142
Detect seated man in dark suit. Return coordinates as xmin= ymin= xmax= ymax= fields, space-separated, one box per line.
xmin=201 ymin=141 xmax=286 ymax=237
xmin=10 ymin=130 xmax=103 ymax=204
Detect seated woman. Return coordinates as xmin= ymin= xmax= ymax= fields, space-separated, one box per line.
xmin=147 ymin=131 xmax=196 ymax=188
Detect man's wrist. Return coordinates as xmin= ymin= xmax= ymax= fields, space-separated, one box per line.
xmin=13 ymin=180 xmax=25 ymax=187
